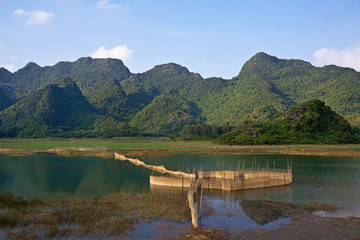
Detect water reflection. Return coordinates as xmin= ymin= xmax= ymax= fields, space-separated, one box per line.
xmin=150 ymin=184 xmax=294 ymax=229
xmin=1 ymin=153 xmax=360 ymax=217
xmin=200 ymin=196 xmax=291 ymax=231
xmin=203 ymin=184 xmax=293 ymax=201
xmin=145 ymin=154 xmax=360 ymax=216
xmin=0 ymin=155 xmax=151 ymax=198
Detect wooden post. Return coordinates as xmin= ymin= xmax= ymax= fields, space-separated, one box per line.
xmin=199 ymin=183 xmax=203 ymax=226
xmin=187 ymin=176 xmax=202 ymax=228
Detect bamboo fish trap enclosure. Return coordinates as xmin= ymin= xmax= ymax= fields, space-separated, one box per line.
xmin=114 ymin=153 xmax=292 ymax=191
xmin=115 ymin=153 xmax=293 ymax=228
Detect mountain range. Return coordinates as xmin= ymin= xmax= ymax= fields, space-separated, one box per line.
xmin=1 ymin=52 xmax=359 ymax=137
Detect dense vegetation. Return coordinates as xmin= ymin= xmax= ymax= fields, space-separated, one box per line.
xmin=0 ymin=77 xmax=100 ymax=138
xmin=1 ymin=52 xmax=360 ymax=138
xmin=0 ymin=88 xmax=13 ymax=111
xmin=130 ymin=92 xmax=202 ymax=134
xmin=0 ymin=192 xmax=189 ymax=239
xmin=182 ymin=124 xmax=233 ymax=139
xmin=218 ymin=99 xmax=358 ymax=144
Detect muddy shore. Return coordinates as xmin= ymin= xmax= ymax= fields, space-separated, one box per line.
xmin=2 ymin=140 xmax=360 ymax=239
xmin=176 ymin=214 xmax=360 ymax=240
xmin=3 ymin=141 xmax=360 ymax=157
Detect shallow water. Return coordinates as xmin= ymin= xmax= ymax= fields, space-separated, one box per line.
xmin=0 ymin=154 xmax=151 ymax=198
xmin=1 ymin=153 xmax=360 ymax=217
xmin=144 ymin=154 xmax=360 ymax=216
xmin=200 ymin=196 xmax=292 ymax=230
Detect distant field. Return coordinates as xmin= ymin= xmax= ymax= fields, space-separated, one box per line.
xmin=2 ymin=139 xmax=360 ymax=156
xmin=0 ymin=138 xmax=212 ymax=152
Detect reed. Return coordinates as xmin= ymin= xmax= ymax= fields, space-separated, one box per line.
xmin=0 ymin=192 xmax=190 ymax=239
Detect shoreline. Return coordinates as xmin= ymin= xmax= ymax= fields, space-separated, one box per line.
xmin=3 ymin=142 xmax=360 ymax=157
xmin=175 ymin=213 xmax=360 ymax=240
xmin=2 ymin=140 xmax=360 ymax=239
xmin=2 ymin=138 xmax=360 ymax=157
xmin=1 ymin=193 xmax=359 ymax=239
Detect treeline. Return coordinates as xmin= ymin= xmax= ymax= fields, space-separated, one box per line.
xmin=182 ymin=124 xmax=233 ymax=139
xmin=0 ymin=124 xmax=230 ymax=139
xmin=217 ymin=122 xmax=359 ymax=145
xmin=0 ymin=127 xmax=163 ymax=139
xmin=217 ymin=99 xmax=360 ymax=145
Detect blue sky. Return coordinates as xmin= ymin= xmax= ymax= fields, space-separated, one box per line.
xmin=1 ymin=0 xmax=360 ymax=78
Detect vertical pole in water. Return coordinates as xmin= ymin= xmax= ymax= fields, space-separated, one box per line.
xmin=287 ymin=158 xmax=289 ymax=171
xmin=223 ymin=162 xmax=225 ymax=179
xmin=283 ymin=173 xmax=285 ymax=184
xmin=255 ymin=157 xmax=256 ymax=171
xmin=199 ymin=183 xmax=203 ymax=227
xmin=274 ymin=161 xmax=275 ymax=173
xmin=187 ymin=176 xmax=201 ymax=228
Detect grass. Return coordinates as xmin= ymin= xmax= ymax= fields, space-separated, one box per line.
xmin=2 ymin=138 xmax=360 ymax=157
xmin=0 ymin=192 xmax=190 ymax=239
xmin=300 ymin=202 xmax=338 ymax=212
xmin=0 ymin=138 xmax=211 ymax=151
xmin=0 ymin=194 xmax=43 ymax=209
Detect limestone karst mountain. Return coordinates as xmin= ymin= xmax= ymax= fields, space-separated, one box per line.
xmin=1 ymin=52 xmax=360 ymax=137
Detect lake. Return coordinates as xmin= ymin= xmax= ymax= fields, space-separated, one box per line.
xmin=1 ymin=153 xmax=360 ymax=217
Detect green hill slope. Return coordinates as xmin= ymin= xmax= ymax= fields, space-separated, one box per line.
xmin=130 ymin=93 xmax=202 ymax=134
xmin=1 ymin=53 xmax=360 ymax=137
xmin=218 ymin=99 xmax=357 ymax=144
xmin=1 ymin=57 xmax=131 ymax=101
xmin=122 ymin=63 xmax=231 ymax=124
xmin=0 ymin=77 xmax=100 ymax=137
xmin=0 ymin=87 xmax=14 ymax=111
xmin=122 ymin=63 xmax=202 ymax=96
xmin=89 ymin=78 xmax=133 ymax=120
xmin=237 ymin=52 xmax=360 ymax=124
xmin=0 ymin=68 xmax=15 ymax=102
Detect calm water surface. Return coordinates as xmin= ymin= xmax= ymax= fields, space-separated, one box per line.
xmin=1 ymin=153 xmax=360 ymax=217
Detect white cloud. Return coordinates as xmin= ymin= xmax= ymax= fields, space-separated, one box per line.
xmin=13 ymin=9 xmax=54 ymax=25
xmin=90 ymin=45 xmax=133 ymax=63
xmin=96 ymin=0 xmax=119 ymax=9
xmin=26 ymin=10 xmax=54 ymax=25
xmin=313 ymin=45 xmax=360 ymax=71
xmin=13 ymin=8 xmax=29 ymax=15
xmin=1 ymin=64 xmax=16 ymax=72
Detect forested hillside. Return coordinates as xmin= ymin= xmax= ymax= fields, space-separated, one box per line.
xmin=217 ymin=99 xmax=357 ymax=144
xmin=1 ymin=52 xmax=360 ymax=138
xmin=0 ymin=88 xmax=14 ymax=111
xmin=130 ymin=92 xmax=203 ymax=134
xmin=237 ymin=53 xmax=360 ymax=124
xmin=0 ymin=78 xmax=100 ymax=137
